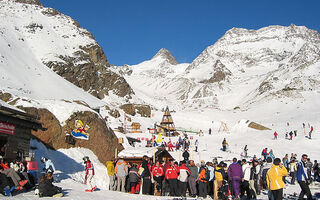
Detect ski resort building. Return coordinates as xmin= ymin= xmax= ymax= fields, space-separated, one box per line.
xmin=117 ymin=147 xmax=173 ymax=164
xmin=0 ymin=100 xmax=44 ymax=162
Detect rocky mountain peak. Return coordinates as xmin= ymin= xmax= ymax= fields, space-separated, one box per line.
xmin=152 ymin=48 xmax=178 ymax=65
xmin=13 ymin=0 xmax=42 ymax=6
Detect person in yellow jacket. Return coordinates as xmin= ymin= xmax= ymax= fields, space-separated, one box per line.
xmin=214 ymin=162 xmax=225 ymax=200
xmin=266 ymin=158 xmax=288 ymax=200
xmin=289 ymin=159 xmax=297 ymax=184
xmin=106 ymin=160 xmax=116 ymax=191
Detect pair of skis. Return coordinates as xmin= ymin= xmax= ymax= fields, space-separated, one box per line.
xmin=85 ymin=186 xmax=97 ymax=192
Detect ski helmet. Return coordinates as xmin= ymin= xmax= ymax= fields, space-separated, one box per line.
xmin=41 ymin=157 xmax=47 ymax=163
xmin=83 ymin=156 xmax=89 ymax=162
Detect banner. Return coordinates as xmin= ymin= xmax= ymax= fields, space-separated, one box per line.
xmin=0 ymin=122 xmax=15 ymax=135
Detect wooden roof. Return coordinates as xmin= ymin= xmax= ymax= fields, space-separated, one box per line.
xmin=0 ymin=104 xmax=44 ymax=131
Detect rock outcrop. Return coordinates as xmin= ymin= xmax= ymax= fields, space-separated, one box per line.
xmin=22 ymin=107 xmax=123 ymax=163
xmin=120 ymin=104 xmax=151 ymax=118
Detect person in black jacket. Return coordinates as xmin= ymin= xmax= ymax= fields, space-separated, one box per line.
xmin=182 ymin=149 xmax=190 ymax=162
xmin=128 ymin=163 xmax=140 ymax=194
xmin=141 ymin=155 xmax=152 ymax=195
xmin=0 ymin=172 xmax=17 ymax=197
xmin=38 ymin=173 xmax=62 ymax=197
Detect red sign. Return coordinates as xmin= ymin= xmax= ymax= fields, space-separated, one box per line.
xmin=0 ymin=122 xmax=15 ymax=135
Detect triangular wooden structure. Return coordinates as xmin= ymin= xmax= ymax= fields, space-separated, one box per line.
xmin=218 ymin=121 xmax=229 ymax=133
xmin=160 ymin=106 xmax=176 ymax=136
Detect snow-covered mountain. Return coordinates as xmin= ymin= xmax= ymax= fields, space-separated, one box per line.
xmin=118 ymin=25 xmax=320 ymax=111
xmin=0 ymin=0 xmax=134 ymax=107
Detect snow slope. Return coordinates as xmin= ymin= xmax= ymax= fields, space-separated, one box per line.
xmin=0 ymin=0 xmax=102 ymax=107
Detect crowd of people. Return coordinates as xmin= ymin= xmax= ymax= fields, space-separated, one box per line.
xmin=106 ymin=150 xmax=319 ymax=200
xmin=0 ymin=155 xmax=63 ymax=197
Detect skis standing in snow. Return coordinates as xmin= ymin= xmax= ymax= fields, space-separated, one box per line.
xmin=83 ymin=156 xmax=97 ymax=192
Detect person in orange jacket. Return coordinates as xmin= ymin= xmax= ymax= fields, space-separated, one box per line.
xmin=198 ymin=161 xmax=209 ymax=198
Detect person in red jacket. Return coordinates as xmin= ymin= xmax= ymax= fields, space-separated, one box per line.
xmin=274 ymin=131 xmax=278 ymax=140
xmin=152 ymin=160 xmax=164 ymax=196
xmin=83 ymin=156 xmax=96 ymax=192
xmin=165 ymin=159 xmax=179 ymax=196
xmin=168 ymin=140 xmax=174 ymax=151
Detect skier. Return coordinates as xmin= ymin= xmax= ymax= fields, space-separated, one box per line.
xmin=194 ymin=139 xmax=199 ymax=152
xmin=209 ymin=128 xmax=212 ymax=135
xmin=274 ymin=131 xmax=278 ymax=140
xmin=289 ymin=131 xmax=293 ymax=140
xmin=297 ymin=154 xmax=313 ymax=200
xmin=243 ymin=145 xmax=248 ymax=157
xmin=267 ymin=149 xmax=275 ymax=161
xmin=309 ymin=126 xmax=313 ymax=139
xmin=167 ymin=140 xmax=174 ymax=151
xmin=83 ymin=156 xmax=96 ymax=192
xmin=41 ymin=157 xmax=56 ymax=173
xmin=222 ymin=138 xmax=227 ymax=152
xmin=261 ymin=148 xmax=268 ymax=160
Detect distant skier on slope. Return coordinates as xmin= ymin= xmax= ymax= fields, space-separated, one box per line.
xmin=243 ymin=145 xmax=248 ymax=157
xmin=309 ymin=126 xmax=313 ymax=139
xmin=222 ymin=138 xmax=227 ymax=152
xmin=273 ymin=131 xmax=278 ymax=140
xmin=83 ymin=156 xmax=97 ymax=192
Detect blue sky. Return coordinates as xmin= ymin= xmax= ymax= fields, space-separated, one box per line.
xmin=41 ymin=0 xmax=320 ymax=65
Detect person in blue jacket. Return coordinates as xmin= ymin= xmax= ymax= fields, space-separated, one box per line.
xmin=41 ymin=157 xmax=56 ymax=173
xmin=297 ymin=154 xmax=312 ymax=200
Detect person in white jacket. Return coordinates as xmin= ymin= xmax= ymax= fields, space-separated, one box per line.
xmin=241 ymin=159 xmax=252 ymax=199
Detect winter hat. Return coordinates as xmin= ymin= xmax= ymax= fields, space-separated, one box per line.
xmin=266 ymin=157 xmax=272 ymax=163
xmin=200 ymin=160 xmax=205 ymax=166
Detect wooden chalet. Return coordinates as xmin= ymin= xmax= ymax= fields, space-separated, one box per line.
xmin=0 ymin=101 xmax=44 ymax=162
xmin=118 ymin=147 xmax=173 ymax=165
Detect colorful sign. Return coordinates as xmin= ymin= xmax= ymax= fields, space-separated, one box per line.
xmin=0 ymin=122 xmax=15 ymax=135
xmin=71 ymin=120 xmax=90 ymax=140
